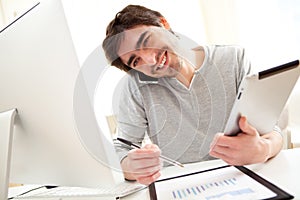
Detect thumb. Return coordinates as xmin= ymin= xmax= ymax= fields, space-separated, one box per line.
xmin=239 ymin=116 xmax=258 ymax=136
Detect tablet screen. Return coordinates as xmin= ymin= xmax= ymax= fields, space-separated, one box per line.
xmin=149 ymin=165 xmax=293 ymax=200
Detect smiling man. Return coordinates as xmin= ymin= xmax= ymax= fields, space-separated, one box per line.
xmin=116 ymin=25 xmax=200 ymax=88
xmin=102 ymin=5 xmax=283 ymax=185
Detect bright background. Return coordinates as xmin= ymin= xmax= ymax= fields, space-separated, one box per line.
xmin=1 ymin=0 xmax=299 ymax=145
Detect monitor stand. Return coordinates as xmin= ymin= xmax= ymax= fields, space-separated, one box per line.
xmin=0 ymin=109 xmax=17 ymax=200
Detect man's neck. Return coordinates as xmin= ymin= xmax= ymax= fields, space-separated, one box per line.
xmin=175 ymin=48 xmax=205 ymax=88
xmin=176 ymin=61 xmax=195 ymax=88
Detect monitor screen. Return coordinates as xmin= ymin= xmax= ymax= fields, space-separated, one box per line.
xmin=0 ymin=0 xmax=123 ymax=193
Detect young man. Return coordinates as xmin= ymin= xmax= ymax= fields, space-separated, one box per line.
xmin=102 ymin=5 xmax=283 ymax=185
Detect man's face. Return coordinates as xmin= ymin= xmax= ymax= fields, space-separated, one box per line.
xmin=117 ymin=25 xmax=183 ymax=78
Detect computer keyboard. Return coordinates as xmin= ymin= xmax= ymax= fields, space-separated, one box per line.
xmin=15 ymin=182 xmax=146 ymax=199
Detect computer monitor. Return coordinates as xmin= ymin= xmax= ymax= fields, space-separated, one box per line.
xmin=0 ymin=0 xmax=124 ymax=198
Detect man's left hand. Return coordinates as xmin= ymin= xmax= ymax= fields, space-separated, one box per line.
xmin=209 ymin=116 xmax=270 ymax=165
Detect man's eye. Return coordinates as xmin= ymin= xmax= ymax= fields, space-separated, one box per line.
xmin=133 ymin=58 xmax=140 ymax=67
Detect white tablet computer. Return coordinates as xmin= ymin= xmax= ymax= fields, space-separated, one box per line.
xmin=224 ymin=60 xmax=300 ymax=136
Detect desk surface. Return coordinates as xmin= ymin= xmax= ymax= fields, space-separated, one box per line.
xmin=122 ymin=148 xmax=300 ymax=199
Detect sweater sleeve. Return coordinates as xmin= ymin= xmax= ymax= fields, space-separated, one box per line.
xmin=113 ymin=73 xmax=148 ymax=161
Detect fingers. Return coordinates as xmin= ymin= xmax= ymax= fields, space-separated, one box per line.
xmin=136 ymin=169 xmax=161 ymax=185
xmin=124 ymin=144 xmax=163 ymax=185
xmin=209 ymin=116 xmax=263 ymax=166
xmin=127 ymin=150 xmax=161 ymax=172
xmin=209 ymin=143 xmax=244 ymax=166
xmin=128 ymin=144 xmax=161 ymax=159
xmin=239 ymin=116 xmax=258 ymax=136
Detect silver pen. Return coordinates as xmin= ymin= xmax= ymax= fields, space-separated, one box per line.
xmin=117 ymin=137 xmax=184 ymax=168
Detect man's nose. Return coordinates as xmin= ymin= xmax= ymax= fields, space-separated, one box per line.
xmin=142 ymin=50 xmax=156 ymax=65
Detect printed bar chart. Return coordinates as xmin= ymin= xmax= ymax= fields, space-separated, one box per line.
xmin=170 ymin=177 xmax=256 ymax=199
xmin=153 ymin=166 xmax=276 ymax=200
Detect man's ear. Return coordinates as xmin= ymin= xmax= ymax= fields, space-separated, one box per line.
xmin=160 ymin=17 xmax=171 ymax=30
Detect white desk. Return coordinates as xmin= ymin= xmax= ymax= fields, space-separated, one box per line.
xmin=122 ymin=148 xmax=300 ymax=199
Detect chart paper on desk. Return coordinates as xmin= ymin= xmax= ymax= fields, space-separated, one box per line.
xmin=150 ymin=165 xmax=277 ymax=200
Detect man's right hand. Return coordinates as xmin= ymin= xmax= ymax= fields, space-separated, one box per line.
xmin=121 ymin=143 xmax=162 ymax=185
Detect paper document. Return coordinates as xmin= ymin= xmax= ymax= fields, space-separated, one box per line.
xmin=149 ymin=165 xmax=293 ymax=200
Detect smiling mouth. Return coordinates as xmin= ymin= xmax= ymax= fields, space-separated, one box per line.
xmin=156 ymin=52 xmax=167 ymax=71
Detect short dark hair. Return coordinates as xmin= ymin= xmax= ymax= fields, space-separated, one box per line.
xmin=102 ymin=5 xmax=174 ymax=72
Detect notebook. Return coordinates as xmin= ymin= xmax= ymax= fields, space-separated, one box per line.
xmin=224 ymin=60 xmax=300 ymax=136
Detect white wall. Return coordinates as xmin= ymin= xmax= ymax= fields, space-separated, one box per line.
xmin=0 ymin=1 xmax=4 ymax=28
xmin=0 ymin=0 xmax=38 ymax=28
xmin=236 ymin=0 xmax=300 ymax=70
xmin=198 ymin=0 xmax=239 ymax=45
xmin=199 ymin=0 xmax=300 ymax=70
